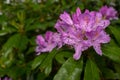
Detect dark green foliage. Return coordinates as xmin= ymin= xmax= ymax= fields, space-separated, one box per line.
xmin=0 ymin=0 xmax=120 ymax=80
xmin=84 ymin=59 xmax=100 ymax=80
xmin=54 ymin=57 xmax=83 ymax=80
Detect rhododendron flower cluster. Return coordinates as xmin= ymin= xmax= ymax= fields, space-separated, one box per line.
xmin=36 ymin=6 xmax=117 ymax=60
xmin=99 ymin=6 xmax=118 ymax=20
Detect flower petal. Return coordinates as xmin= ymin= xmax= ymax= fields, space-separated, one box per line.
xmin=76 ymin=7 xmax=81 ymax=17
xmin=93 ymin=44 xmax=102 ymax=55
xmin=45 ymin=31 xmax=53 ymax=42
xmin=99 ymin=6 xmax=118 ymax=20
xmin=73 ymin=45 xmax=82 ymax=60
xmin=36 ymin=35 xmax=46 ymax=46
xmin=60 ymin=12 xmax=73 ymax=25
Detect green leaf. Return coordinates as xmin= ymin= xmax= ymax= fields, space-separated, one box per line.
xmin=37 ymin=72 xmax=46 ymax=80
xmin=53 ymin=57 xmax=83 ymax=80
xmin=114 ymin=63 xmax=120 ymax=79
xmin=0 ymin=67 xmax=6 ymax=77
xmin=39 ymin=49 xmax=57 ymax=76
xmin=102 ymin=68 xmax=120 ymax=79
xmin=107 ymin=39 xmax=118 ymax=47
xmin=0 ymin=34 xmax=28 ymax=67
xmin=102 ymin=45 xmax=120 ymax=63
xmin=25 ymin=22 xmax=41 ymax=31
xmin=109 ymin=26 xmax=120 ymax=45
xmin=3 ymin=26 xmax=17 ymax=33
xmin=25 ymin=22 xmax=53 ymax=31
xmin=10 ymin=20 xmax=20 ymax=29
xmin=18 ymin=35 xmax=29 ymax=51
xmin=7 ymin=66 xmax=26 ymax=79
xmin=84 ymin=59 xmax=100 ymax=80
xmin=26 ymin=47 xmax=35 ymax=55
xmin=1 ymin=34 xmax=28 ymax=53
xmin=17 ymin=11 xmax=25 ymax=24
xmin=0 ymin=15 xmax=7 ymax=24
xmin=0 ymin=30 xmax=8 ymax=36
xmin=32 ymin=54 xmax=47 ymax=70
xmin=0 ymin=34 xmax=21 ymax=61
xmin=55 ymin=51 xmax=72 ymax=64
xmin=25 ymin=18 xmax=55 ymax=31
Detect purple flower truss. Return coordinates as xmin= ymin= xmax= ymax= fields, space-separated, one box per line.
xmin=99 ymin=6 xmax=118 ymax=20
xmin=36 ymin=6 xmax=117 ymax=60
xmin=36 ymin=31 xmax=62 ymax=55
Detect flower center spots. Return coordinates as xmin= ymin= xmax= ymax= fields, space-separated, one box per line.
xmin=83 ymin=36 xmax=88 ymax=40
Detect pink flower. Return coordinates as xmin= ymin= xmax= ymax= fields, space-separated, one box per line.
xmin=54 ymin=7 xmax=111 ymax=60
xmin=60 ymin=12 xmax=73 ymax=25
xmin=36 ymin=6 xmax=117 ymax=60
xmin=99 ymin=5 xmax=118 ymax=20
xmin=86 ymin=27 xmax=110 ymax=55
xmin=36 ymin=31 xmax=62 ymax=55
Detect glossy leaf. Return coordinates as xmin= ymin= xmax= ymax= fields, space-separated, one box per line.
xmin=109 ymin=26 xmax=120 ymax=45
xmin=53 ymin=57 xmax=83 ymax=80
xmin=84 ymin=59 xmax=100 ymax=80
xmin=55 ymin=51 xmax=72 ymax=64
xmin=0 ymin=0 xmax=119 ymax=79
xmin=39 ymin=49 xmax=57 ymax=76
xmin=114 ymin=63 xmax=120 ymax=78
xmin=102 ymin=68 xmax=120 ymax=79
xmin=0 ymin=30 xmax=8 ymax=36
xmin=37 ymin=72 xmax=46 ymax=80
xmin=32 ymin=54 xmax=47 ymax=70
xmin=1 ymin=34 xmax=28 ymax=53
xmin=0 ymin=34 xmax=21 ymax=60
xmin=102 ymin=45 xmax=120 ymax=63
xmin=0 ymin=34 xmax=28 ymax=67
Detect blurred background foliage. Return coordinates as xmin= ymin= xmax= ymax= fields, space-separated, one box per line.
xmin=0 ymin=0 xmax=120 ymax=80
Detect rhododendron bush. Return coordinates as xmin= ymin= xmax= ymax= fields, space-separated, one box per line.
xmin=0 ymin=0 xmax=120 ymax=80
